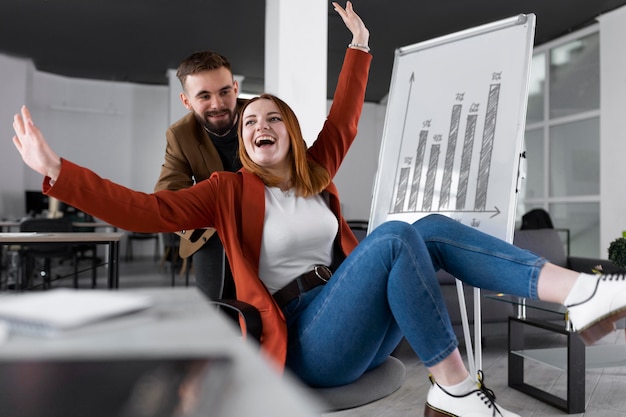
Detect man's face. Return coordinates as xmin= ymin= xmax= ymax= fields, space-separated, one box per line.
xmin=180 ymin=67 xmax=239 ymax=136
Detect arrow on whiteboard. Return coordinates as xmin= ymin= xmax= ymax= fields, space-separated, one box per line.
xmin=400 ymin=72 xmax=415 ymax=143
xmin=400 ymin=206 xmax=501 ymax=217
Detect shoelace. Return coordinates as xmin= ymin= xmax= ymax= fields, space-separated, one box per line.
xmin=476 ymin=371 xmax=502 ymax=417
xmin=564 ymin=273 xmax=626 ymax=328
xmin=429 ymin=371 xmax=504 ymax=417
xmin=601 ymin=274 xmax=626 ymax=281
xmin=566 ymin=274 xmax=626 ymax=309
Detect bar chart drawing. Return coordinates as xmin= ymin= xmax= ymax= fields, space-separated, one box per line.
xmin=391 ymin=79 xmax=502 ymax=217
xmin=370 ymin=14 xmax=535 ymax=243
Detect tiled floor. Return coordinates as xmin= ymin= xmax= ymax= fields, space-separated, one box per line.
xmin=326 ymin=332 xmax=626 ymax=417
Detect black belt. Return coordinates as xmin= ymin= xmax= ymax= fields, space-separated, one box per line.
xmin=273 ymin=265 xmax=332 ymax=308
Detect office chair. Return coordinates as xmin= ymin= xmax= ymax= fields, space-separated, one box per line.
xmin=213 ymin=220 xmax=406 ymax=412
xmin=61 ymin=204 xmax=99 ymax=288
xmin=215 ymin=294 xmax=406 ymax=411
xmin=70 ymin=225 xmax=99 ymax=288
xmin=346 ymin=219 xmax=369 ymax=242
xmin=125 ymin=232 xmax=160 ymax=261
xmin=521 ymin=208 xmax=554 ymax=229
xmin=160 ymin=233 xmax=191 ymax=287
xmin=19 ymin=217 xmax=77 ymax=289
xmin=520 ymin=208 xmax=571 ymax=255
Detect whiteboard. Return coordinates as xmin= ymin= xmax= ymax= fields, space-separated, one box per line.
xmin=369 ymin=14 xmax=535 ymax=243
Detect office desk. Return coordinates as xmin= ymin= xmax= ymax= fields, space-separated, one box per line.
xmin=71 ymin=221 xmax=117 ymax=231
xmin=0 ymin=221 xmax=20 ymax=233
xmin=1 ymin=220 xmax=114 ymax=231
xmin=0 ymin=232 xmax=124 ymax=289
xmin=0 ymin=287 xmax=321 ymax=417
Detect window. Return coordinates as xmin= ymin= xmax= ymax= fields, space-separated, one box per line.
xmin=523 ymin=27 xmax=600 ymax=257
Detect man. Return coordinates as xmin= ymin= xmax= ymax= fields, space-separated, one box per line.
xmin=155 ymin=51 xmax=245 ymax=299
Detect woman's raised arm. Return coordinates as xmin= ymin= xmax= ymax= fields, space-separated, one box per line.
xmin=12 ymin=105 xmax=62 ymax=183
xmin=332 ymin=1 xmax=369 ymax=50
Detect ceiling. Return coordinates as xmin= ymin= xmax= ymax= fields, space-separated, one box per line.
xmin=1 ymin=0 xmax=625 ymax=103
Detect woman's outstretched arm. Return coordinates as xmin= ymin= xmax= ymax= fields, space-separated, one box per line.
xmin=12 ymin=105 xmax=62 ymax=183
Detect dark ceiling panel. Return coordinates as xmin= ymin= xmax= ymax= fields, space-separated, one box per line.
xmin=1 ymin=0 xmax=625 ymax=102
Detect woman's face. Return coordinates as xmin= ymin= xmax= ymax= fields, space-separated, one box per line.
xmin=241 ymin=98 xmax=291 ymax=175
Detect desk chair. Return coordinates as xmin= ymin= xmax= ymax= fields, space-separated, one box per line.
xmin=19 ymin=218 xmax=77 ymax=289
xmin=67 ymin=222 xmax=99 ymax=288
xmin=215 ymin=296 xmax=406 ymax=411
xmin=346 ymin=219 xmax=369 ymax=241
xmin=520 ymin=208 xmax=571 ymax=255
xmin=125 ymin=232 xmax=159 ymax=261
xmin=214 ymin=220 xmax=406 ymax=412
xmin=160 ymin=233 xmax=191 ymax=287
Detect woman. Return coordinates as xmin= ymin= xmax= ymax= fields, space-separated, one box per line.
xmin=11 ymin=3 xmax=626 ymax=416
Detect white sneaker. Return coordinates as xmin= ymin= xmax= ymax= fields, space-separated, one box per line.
xmin=566 ymin=274 xmax=626 ymax=345
xmin=424 ymin=373 xmax=519 ymax=417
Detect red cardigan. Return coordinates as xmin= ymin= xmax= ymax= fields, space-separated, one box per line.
xmin=44 ymin=49 xmax=372 ymax=369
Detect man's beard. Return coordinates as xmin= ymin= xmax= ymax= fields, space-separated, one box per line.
xmin=196 ymin=108 xmax=237 ymax=136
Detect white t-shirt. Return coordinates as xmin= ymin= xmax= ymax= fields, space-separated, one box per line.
xmin=259 ymin=186 xmax=338 ymax=294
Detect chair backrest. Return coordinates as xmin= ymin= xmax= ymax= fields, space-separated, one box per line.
xmin=20 ymin=217 xmax=74 ymax=233
xmin=521 ymin=208 xmax=554 ymax=230
xmin=19 ymin=217 xmax=75 ymax=255
xmin=513 ymin=228 xmax=567 ymax=267
xmin=347 ymin=220 xmax=369 ymax=243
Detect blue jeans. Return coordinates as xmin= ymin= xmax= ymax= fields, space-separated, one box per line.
xmin=284 ymin=214 xmax=546 ymax=387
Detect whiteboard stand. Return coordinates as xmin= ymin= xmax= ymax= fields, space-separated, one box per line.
xmin=368 ymin=14 xmax=536 ymax=381
xmin=454 ymin=282 xmax=484 ymax=379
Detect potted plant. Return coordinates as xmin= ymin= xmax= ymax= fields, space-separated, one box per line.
xmin=608 ymin=237 xmax=626 ymax=269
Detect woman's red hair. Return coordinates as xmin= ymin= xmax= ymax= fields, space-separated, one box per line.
xmin=238 ymin=94 xmax=330 ymax=197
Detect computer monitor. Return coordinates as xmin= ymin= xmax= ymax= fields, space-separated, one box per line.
xmin=24 ymin=190 xmax=50 ymax=216
xmin=58 ymin=201 xmax=93 ymax=222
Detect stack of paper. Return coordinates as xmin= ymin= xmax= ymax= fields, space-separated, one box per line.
xmin=0 ymin=289 xmax=153 ymax=337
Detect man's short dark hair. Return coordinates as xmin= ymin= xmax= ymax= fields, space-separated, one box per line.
xmin=176 ymin=51 xmax=232 ymax=88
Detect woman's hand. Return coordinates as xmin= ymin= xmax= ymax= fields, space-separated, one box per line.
xmin=332 ymin=1 xmax=370 ymax=51
xmin=12 ymin=105 xmax=62 ymax=183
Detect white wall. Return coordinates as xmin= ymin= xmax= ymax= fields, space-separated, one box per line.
xmin=1 ymin=54 xmax=169 ymax=256
xmin=599 ymin=6 xmax=626 ymax=256
xmin=265 ymin=0 xmax=327 ymax=145
xmin=167 ymin=68 xmax=188 ymax=125
xmin=334 ymin=101 xmax=386 ymax=221
xmin=1 ymin=55 xmax=168 ymax=203
xmin=128 ymin=85 xmax=169 ymax=193
xmin=0 ymin=54 xmax=33 ymax=219
xmin=25 ymin=72 xmax=166 ymax=192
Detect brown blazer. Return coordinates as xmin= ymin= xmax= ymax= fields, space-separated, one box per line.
xmin=154 ymin=99 xmax=246 ymax=256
